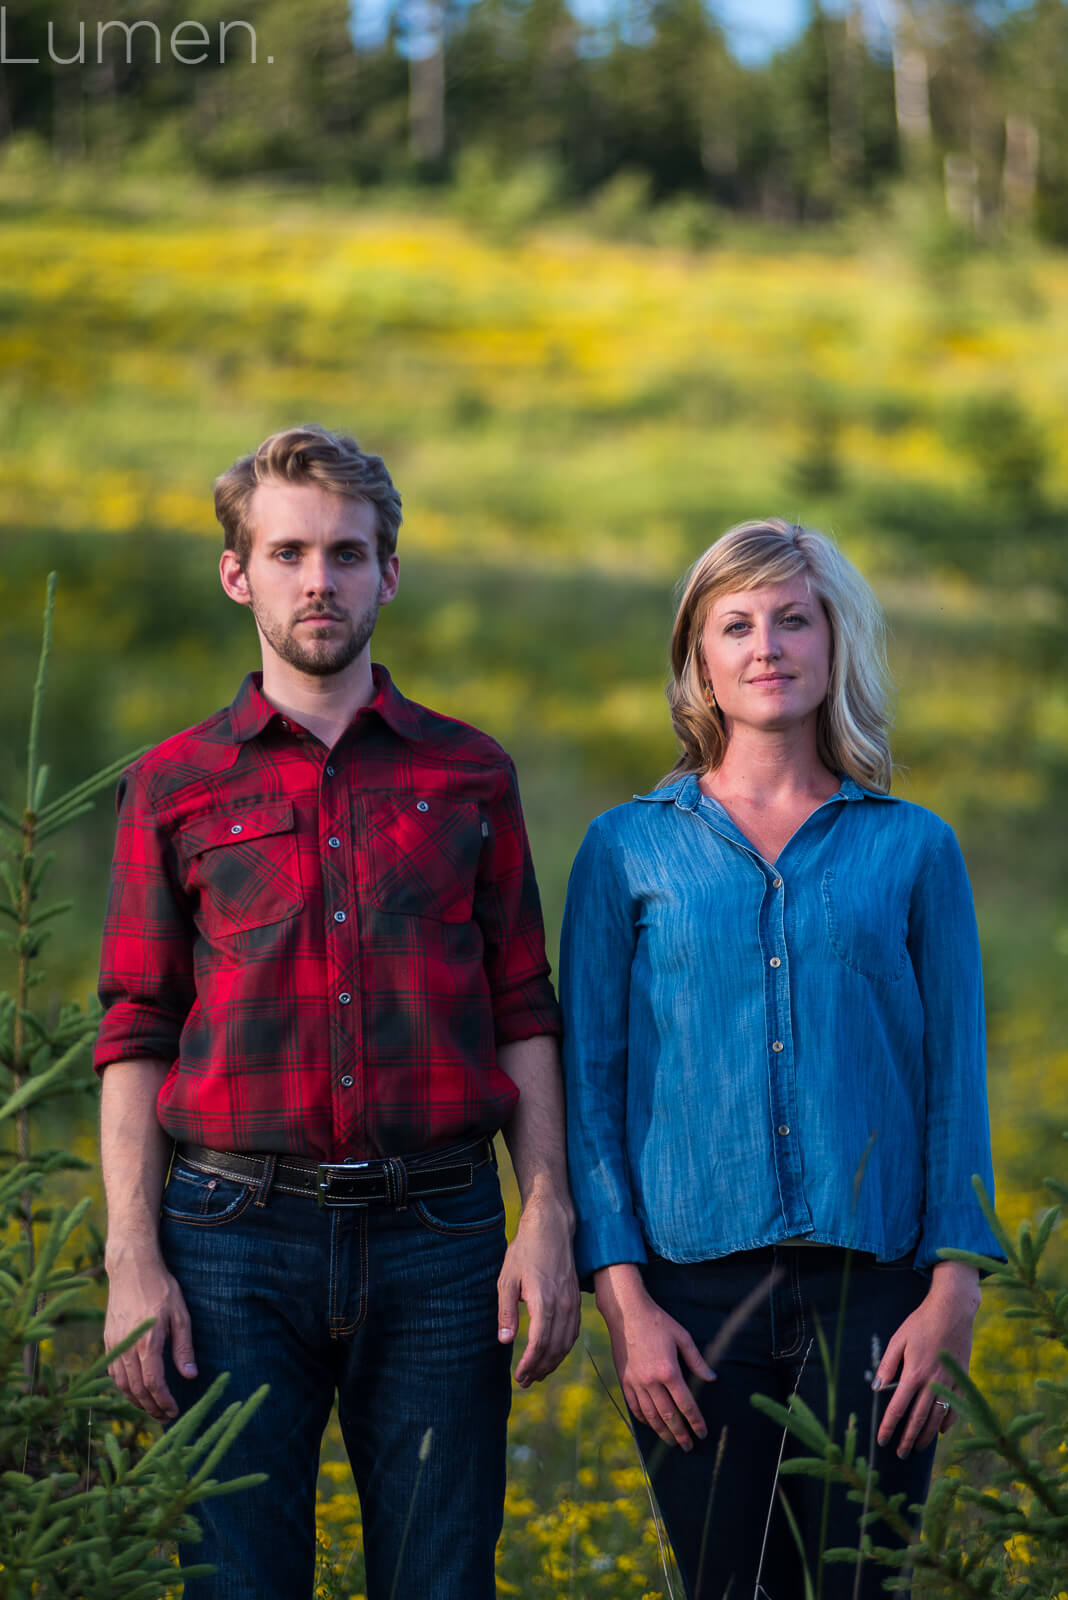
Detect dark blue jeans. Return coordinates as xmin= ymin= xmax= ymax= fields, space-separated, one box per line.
xmin=159 ymin=1156 xmax=512 ymax=1600
xmin=634 ymin=1247 xmax=935 ymax=1600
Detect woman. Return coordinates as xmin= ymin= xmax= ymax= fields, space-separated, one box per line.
xmin=560 ymin=520 xmax=1000 ymax=1599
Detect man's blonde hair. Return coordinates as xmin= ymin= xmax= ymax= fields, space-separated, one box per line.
xmin=214 ymin=424 xmax=402 ymax=569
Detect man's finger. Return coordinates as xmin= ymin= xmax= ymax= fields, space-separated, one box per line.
xmin=514 ymin=1299 xmax=552 ymax=1386
xmin=497 ymin=1273 xmax=521 ymax=1346
xmin=170 ymin=1307 xmax=198 ymax=1380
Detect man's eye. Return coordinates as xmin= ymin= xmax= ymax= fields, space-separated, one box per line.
xmin=276 ymin=549 xmax=298 ymax=561
xmin=337 ymin=549 xmax=362 ymax=563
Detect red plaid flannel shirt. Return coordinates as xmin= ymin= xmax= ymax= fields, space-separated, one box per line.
xmin=95 ymin=668 xmax=562 ymax=1160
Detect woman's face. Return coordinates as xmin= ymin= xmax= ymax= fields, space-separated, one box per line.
xmin=700 ymin=578 xmax=832 ymax=738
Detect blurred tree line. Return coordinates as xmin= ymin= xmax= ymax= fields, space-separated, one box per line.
xmin=3 ymin=0 xmax=1068 ymax=239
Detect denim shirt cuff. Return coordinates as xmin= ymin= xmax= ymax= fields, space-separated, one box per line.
xmin=914 ymin=1203 xmax=1007 ymax=1272
xmin=574 ymin=1214 xmax=649 ymax=1281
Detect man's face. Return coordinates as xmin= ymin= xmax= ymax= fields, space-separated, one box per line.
xmin=220 ymin=481 xmax=399 ymax=679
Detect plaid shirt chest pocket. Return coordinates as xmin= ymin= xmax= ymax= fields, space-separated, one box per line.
xmin=364 ymin=795 xmax=483 ymax=923
xmin=178 ymin=801 xmax=304 ymax=936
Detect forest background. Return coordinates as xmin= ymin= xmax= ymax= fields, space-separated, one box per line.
xmin=1 ymin=0 xmax=1066 ymax=1593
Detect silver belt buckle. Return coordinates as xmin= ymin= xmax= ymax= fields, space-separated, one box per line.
xmin=316 ymin=1159 xmax=370 ymax=1208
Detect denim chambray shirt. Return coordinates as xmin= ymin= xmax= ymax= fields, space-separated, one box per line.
xmin=560 ymin=774 xmax=1000 ymax=1280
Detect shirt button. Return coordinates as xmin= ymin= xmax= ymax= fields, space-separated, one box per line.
xmin=772 ymin=1040 xmax=784 ymax=1052
xmin=230 ymin=824 xmax=243 ymax=835
xmin=769 ymin=957 xmax=781 ymax=969
xmin=328 ymin=836 xmax=341 ymax=849
xmin=333 ymin=911 xmax=347 ymax=924
xmin=417 ymin=800 xmax=429 ymax=812
xmin=338 ymin=992 xmax=352 ymax=1004
xmin=326 ymin=765 xmax=336 ymax=777
xmin=778 ymin=1124 xmax=790 ymax=1136
xmin=772 ymin=877 xmax=783 ymax=889
xmin=340 ymin=1076 xmax=354 ymax=1088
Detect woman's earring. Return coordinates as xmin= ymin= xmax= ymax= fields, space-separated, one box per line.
xmin=703 ymin=681 xmax=717 ymax=709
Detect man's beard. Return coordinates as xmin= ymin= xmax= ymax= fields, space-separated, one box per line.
xmin=249 ymin=593 xmax=381 ymax=678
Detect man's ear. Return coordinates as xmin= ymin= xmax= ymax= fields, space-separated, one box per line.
xmin=379 ymin=553 xmax=400 ymax=607
xmin=220 ymin=550 xmax=252 ymax=607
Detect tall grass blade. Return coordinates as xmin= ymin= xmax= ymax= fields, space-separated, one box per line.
xmin=387 ymin=1427 xmax=433 ymax=1600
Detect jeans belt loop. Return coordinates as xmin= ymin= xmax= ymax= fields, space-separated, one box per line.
xmin=385 ymin=1156 xmax=408 ymax=1210
xmin=254 ymin=1153 xmax=277 ymax=1208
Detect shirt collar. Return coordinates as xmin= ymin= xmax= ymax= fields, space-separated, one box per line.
xmin=634 ymin=773 xmax=892 ymax=807
xmin=227 ymin=664 xmax=424 ymax=745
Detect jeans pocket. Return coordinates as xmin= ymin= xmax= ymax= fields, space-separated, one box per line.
xmin=161 ymin=1163 xmax=256 ymax=1228
xmin=411 ymin=1166 xmax=506 ymax=1235
xmin=869 ymin=1251 xmax=917 ymax=1273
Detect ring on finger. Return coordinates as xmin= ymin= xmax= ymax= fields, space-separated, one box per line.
xmin=935 ymin=1399 xmax=950 ymax=1411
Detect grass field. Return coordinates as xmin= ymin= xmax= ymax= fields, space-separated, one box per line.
xmin=3 ymin=172 xmax=1065 ymax=1595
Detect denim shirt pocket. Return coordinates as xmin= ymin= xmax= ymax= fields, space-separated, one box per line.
xmin=821 ymin=866 xmax=907 ymax=983
xmin=179 ymin=800 xmax=304 ymax=936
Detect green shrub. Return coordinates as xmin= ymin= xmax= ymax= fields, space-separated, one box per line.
xmin=0 ymin=576 xmax=267 ymax=1598
xmin=752 ymin=1164 xmax=1068 ymax=1596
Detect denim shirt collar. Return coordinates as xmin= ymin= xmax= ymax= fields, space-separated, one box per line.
xmin=633 ymin=773 xmax=894 ymax=809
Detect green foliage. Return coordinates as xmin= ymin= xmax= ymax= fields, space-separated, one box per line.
xmin=751 ymin=1165 xmax=1068 ymax=1597
xmin=0 ymin=577 xmax=268 ymax=1596
xmin=0 ymin=577 xmax=141 ymax=1156
xmin=2 ymin=0 xmax=1067 ymax=237
xmin=944 ymin=392 xmax=1048 ymax=516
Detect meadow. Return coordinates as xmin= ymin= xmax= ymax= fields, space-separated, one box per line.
xmin=1 ymin=171 xmax=1065 ymax=1595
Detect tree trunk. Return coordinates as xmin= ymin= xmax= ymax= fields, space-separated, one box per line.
xmin=1003 ymin=115 xmax=1039 ymax=226
xmin=408 ymin=0 xmax=445 ymax=165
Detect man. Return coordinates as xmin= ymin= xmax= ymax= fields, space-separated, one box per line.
xmin=96 ymin=424 xmax=579 ymax=1600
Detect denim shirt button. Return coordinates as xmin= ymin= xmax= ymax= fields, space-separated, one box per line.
xmin=778 ymin=1124 xmax=790 ymax=1136
xmin=769 ymin=957 xmax=781 ymax=969
xmin=771 ymin=1040 xmax=784 ymax=1052
xmin=772 ymin=877 xmax=783 ymax=889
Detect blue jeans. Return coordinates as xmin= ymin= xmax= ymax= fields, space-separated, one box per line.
xmin=159 ymin=1155 xmax=512 ymax=1600
xmin=634 ymin=1247 xmax=936 ymax=1600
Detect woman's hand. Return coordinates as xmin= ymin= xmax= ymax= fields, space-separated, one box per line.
xmin=594 ymin=1262 xmax=715 ymax=1450
xmin=874 ymin=1261 xmax=981 ymax=1457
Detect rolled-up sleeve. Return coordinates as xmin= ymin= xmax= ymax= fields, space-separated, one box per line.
xmin=560 ymin=816 xmax=645 ymax=1277
xmin=907 ymin=823 xmax=1003 ymax=1268
xmin=94 ymin=766 xmax=196 ymax=1073
xmin=476 ymin=761 xmax=561 ymax=1046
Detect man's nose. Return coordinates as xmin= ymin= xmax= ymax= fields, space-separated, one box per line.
xmin=304 ymin=553 xmax=336 ymax=595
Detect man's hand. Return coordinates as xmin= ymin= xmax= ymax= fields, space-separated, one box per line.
xmin=100 ymin=1059 xmax=193 ymax=1422
xmin=496 ymin=1033 xmax=581 ymax=1386
xmin=104 ymin=1246 xmax=197 ymax=1422
xmin=874 ymin=1260 xmax=981 ymax=1457
xmin=497 ymin=1192 xmax=580 ymax=1386
xmin=595 ymin=1262 xmax=714 ymax=1451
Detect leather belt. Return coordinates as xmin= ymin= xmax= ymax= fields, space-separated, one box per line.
xmin=174 ymin=1137 xmax=495 ymax=1208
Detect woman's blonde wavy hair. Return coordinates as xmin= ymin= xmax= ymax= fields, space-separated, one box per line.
xmin=662 ymin=519 xmax=892 ymax=792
